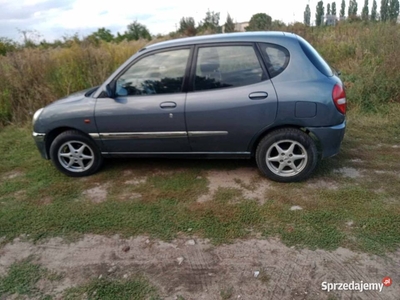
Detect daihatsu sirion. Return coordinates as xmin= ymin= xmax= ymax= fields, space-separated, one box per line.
xmin=32 ymin=32 xmax=346 ymax=182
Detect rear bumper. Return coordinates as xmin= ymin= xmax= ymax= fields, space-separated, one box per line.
xmin=307 ymin=121 xmax=346 ymax=159
xmin=32 ymin=132 xmax=49 ymax=159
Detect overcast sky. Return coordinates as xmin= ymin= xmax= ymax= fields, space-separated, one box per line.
xmin=1 ymin=0 xmax=349 ymax=42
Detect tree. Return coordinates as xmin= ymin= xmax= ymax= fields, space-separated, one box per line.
xmin=124 ymin=21 xmax=151 ymax=41
xmin=271 ymin=20 xmax=286 ymax=29
xmin=224 ymin=14 xmax=235 ymax=32
xmin=340 ymin=0 xmax=346 ymax=18
xmin=18 ymin=29 xmax=42 ymax=48
xmin=198 ymin=10 xmax=220 ymax=33
xmin=316 ymin=1 xmax=325 ymax=26
xmin=362 ymin=0 xmax=369 ymax=20
xmin=326 ymin=3 xmax=332 ymax=25
xmin=304 ymin=4 xmax=311 ymax=26
xmin=371 ymin=0 xmax=378 ymax=20
xmin=388 ymin=0 xmax=400 ymax=21
xmin=115 ymin=32 xmax=126 ymax=43
xmin=348 ymin=0 xmax=359 ymax=16
xmin=245 ymin=13 xmax=272 ymax=31
xmin=88 ymin=27 xmax=114 ymax=42
xmin=179 ymin=17 xmax=197 ymax=36
xmin=332 ymin=2 xmax=337 ymax=15
xmin=381 ymin=0 xmax=389 ymax=21
xmin=0 ymin=37 xmax=17 ymax=55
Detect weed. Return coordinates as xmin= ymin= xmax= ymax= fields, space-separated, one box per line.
xmin=220 ymin=286 xmax=234 ymax=299
xmin=258 ymin=270 xmax=271 ymax=284
xmin=64 ymin=277 xmax=159 ymax=300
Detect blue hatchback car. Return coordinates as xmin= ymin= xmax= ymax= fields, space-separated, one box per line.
xmin=32 ymin=32 xmax=346 ymax=182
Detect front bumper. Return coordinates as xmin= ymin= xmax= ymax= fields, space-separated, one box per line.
xmin=32 ymin=132 xmax=49 ymax=159
xmin=307 ymin=121 xmax=346 ymax=159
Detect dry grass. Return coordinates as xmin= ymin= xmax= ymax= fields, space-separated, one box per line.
xmin=0 ymin=40 xmax=147 ymax=124
xmin=1 ymin=23 xmax=400 ymax=124
xmin=287 ymin=22 xmax=400 ymax=112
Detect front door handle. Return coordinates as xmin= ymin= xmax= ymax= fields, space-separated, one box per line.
xmin=249 ymin=92 xmax=268 ymax=100
xmin=160 ymin=101 xmax=177 ymax=109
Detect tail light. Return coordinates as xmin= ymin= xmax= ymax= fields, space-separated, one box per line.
xmin=332 ymin=84 xmax=347 ymax=114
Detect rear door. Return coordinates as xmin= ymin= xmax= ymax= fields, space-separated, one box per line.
xmin=185 ymin=43 xmax=278 ymax=153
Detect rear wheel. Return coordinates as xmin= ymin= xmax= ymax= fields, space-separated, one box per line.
xmin=256 ymin=128 xmax=318 ymax=182
xmin=50 ymin=130 xmax=103 ymax=177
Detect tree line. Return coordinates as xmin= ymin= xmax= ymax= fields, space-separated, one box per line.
xmin=305 ymin=0 xmax=399 ymax=26
xmin=0 ymin=10 xmax=285 ymax=55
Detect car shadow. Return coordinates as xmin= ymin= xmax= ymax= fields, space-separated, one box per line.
xmin=102 ymin=157 xmax=257 ymax=173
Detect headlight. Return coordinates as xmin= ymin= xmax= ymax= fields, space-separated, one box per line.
xmin=32 ymin=108 xmax=44 ymax=125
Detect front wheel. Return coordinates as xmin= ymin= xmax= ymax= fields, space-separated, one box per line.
xmin=50 ymin=130 xmax=103 ymax=177
xmin=256 ymin=128 xmax=318 ymax=182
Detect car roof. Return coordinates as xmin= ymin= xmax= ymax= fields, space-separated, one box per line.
xmin=144 ymin=31 xmax=297 ymax=51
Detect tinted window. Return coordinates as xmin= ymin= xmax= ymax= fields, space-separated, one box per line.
xmin=116 ymin=49 xmax=190 ymax=96
xmin=258 ymin=43 xmax=290 ymax=78
xmin=297 ymin=36 xmax=333 ymax=77
xmin=194 ymin=45 xmax=264 ymax=91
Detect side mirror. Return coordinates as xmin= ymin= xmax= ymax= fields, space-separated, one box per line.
xmin=105 ymin=82 xmax=115 ymax=98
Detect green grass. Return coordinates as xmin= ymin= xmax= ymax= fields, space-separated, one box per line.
xmin=0 ymin=257 xmax=158 ymax=299
xmin=0 ymin=258 xmax=59 ymax=298
xmin=0 ymin=107 xmax=399 ymax=254
xmin=64 ymin=277 xmax=160 ymax=300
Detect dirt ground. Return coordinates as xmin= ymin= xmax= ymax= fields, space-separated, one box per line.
xmin=0 ymin=234 xmax=399 ymax=300
xmin=1 ymin=166 xmax=399 ymax=299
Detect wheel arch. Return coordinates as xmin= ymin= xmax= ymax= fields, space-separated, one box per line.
xmin=45 ymin=127 xmax=97 ymax=159
xmin=249 ymin=125 xmax=320 ymax=156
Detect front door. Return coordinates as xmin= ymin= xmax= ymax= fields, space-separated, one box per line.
xmin=95 ymin=48 xmax=191 ymax=153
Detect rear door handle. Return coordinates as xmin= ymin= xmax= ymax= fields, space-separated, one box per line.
xmin=249 ymin=92 xmax=268 ymax=100
xmin=160 ymin=101 xmax=177 ymax=109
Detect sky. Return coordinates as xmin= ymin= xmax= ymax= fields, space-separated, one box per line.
xmin=1 ymin=0 xmax=337 ymax=42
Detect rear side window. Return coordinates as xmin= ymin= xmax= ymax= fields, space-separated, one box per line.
xmin=258 ymin=43 xmax=290 ymax=78
xmin=194 ymin=45 xmax=265 ymax=91
xmin=297 ymin=36 xmax=333 ymax=77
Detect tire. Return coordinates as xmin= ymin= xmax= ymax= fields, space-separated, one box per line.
xmin=255 ymin=128 xmax=318 ymax=182
xmin=50 ymin=130 xmax=103 ymax=177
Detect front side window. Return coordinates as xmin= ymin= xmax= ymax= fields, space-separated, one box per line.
xmin=194 ymin=45 xmax=265 ymax=91
xmin=116 ymin=49 xmax=190 ymax=96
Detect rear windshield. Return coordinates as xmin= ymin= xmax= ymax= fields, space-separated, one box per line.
xmin=297 ymin=36 xmax=333 ymax=77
